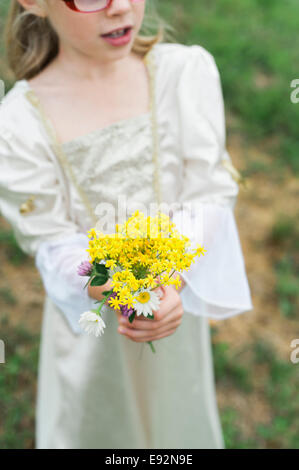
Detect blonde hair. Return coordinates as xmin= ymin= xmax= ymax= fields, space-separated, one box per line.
xmin=3 ymin=0 xmax=177 ymax=81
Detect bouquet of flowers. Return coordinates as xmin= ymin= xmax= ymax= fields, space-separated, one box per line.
xmin=77 ymin=210 xmax=206 ymax=353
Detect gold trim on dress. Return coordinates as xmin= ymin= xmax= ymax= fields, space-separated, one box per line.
xmin=25 ymin=90 xmax=99 ymax=226
xmin=19 ymin=195 xmax=36 ymax=214
xmin=143 ymin=49 xmax=162 ymax=207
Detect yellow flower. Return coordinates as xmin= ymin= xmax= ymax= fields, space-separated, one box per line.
xmin=172 ymin=276 xmax=182 ymax=290
xmin=145 ymin=275 xmax=158 ymax=289
xmin=111 ymin=279 xmax=122 ymax=290
xmin=85 ymin=210 xmax=206 ymax=303
xmin=105 ymin=259 xmax=117 ymax=269
xmin=108 ymin=296 xmax=121 ymax=311
xmin=136 ymin=291 xmax=151 ymax=304
xmin=125 ymin=294 xmax=135 ymax=310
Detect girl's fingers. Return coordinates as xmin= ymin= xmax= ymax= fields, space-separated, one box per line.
xmin=116 ymin=285 xmax=183 ymax=341
xmin=118 ymin=317 xmax=182 ymax=342
xmin=121 ymin=326 xmax=178 ymax=343
xmin=121 ymin=304 xmax=183 ymax=331
xmin=146 ymin=328 xmax=178 ymax=342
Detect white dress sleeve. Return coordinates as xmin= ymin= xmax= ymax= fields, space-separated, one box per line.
xmin=0 ymin=126 xmax=96 ymax=334
xmin=172 ymin=44 xmax=253 ymax=320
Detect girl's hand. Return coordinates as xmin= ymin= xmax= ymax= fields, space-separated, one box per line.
xmin=117 ymin=284 xmax=184 ymax=343
xmin=87 ymin=278 xmax=113 ymax=307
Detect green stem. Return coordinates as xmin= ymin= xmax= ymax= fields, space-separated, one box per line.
xmin=83 ymin=276 xmax=92 ymax=289
xmin=147 ymin=341 xmax=156 ymax=353
xmin=94 ymin=289 xmax=114 ymax=316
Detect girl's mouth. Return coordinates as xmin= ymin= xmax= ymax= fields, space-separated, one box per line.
xmin=101 ymin=27 xmax=132 ymax=46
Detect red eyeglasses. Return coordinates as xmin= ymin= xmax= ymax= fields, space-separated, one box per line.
xmin=62 ymin=0 xmax=144 ymax=13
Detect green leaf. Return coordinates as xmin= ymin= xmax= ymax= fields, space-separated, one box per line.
xmin=147 ymin=313 xmax=154 ymax=320
xmin=90 ymin=274 xmax=109 ymax=286
xmin=128 ymin=312 xmax=136 ymax=323
xmin=102 ymin=290 xmax=113 ymax=296
xmin=94 ymin=263 xmax=109 ymax=275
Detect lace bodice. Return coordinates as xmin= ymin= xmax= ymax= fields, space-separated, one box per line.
xmin=59 ymin=111 xmax=156 ymax=232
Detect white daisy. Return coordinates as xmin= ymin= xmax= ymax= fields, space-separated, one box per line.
xmin=78 ymin=310 xmax=106 ymax=337
xmin=133 ymin=288 xmax=162 ymax=317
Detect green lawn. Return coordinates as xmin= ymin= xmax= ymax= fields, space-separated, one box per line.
xmin=158 ymin=0 xmax=299 ymax=173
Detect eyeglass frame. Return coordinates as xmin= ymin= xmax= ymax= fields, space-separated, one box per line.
xmin=62 ymin=0 xmax=143 ymax=14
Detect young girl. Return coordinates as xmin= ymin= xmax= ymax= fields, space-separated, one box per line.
xmin=0 ymin=0 xmax=253 ymax=449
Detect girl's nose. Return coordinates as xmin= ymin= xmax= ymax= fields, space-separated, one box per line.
xmin=106 ymin=0 xmax=133 ymax=15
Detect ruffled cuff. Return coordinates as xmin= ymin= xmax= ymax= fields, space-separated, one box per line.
xmin=35 ymin=232 xmax=98 ymax=334
xmin=171 ymin=202 xmax=253 ymax=320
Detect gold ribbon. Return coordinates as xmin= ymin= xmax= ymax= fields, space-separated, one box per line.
xmin=221 ymin=159 xmax=250 ymax=190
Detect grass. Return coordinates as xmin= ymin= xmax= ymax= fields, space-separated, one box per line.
xmin=0 ymin=228 xmax=29 ymax=266
xmin=275 ymin=256 xmax=299 ymax=319
xmin=212 ymin=340 xmax=253 ymax=393
xmin=0 ymin=287 xmax=17 ymax=306
xmin=212 ymin=331 xmax=299 ymax=449
xmin=220 ymin=408 xmax=257 ymax=449
xmin=253 ymin=340 xmax=299 ymax=449
xmin=267 ymin=214 xmax=299 ymax=319
xmin=158 ymin=0 xmax=299 ymax=174
xmin=0 ymin=315 xmax=39 ymax=449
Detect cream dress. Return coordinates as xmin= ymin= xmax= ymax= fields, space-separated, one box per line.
xmin=0 ymin=42 xmax=253 ymax=449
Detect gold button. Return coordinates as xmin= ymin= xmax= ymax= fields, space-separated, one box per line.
xmin=19 ymin=196 xmax=36 ymax=214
